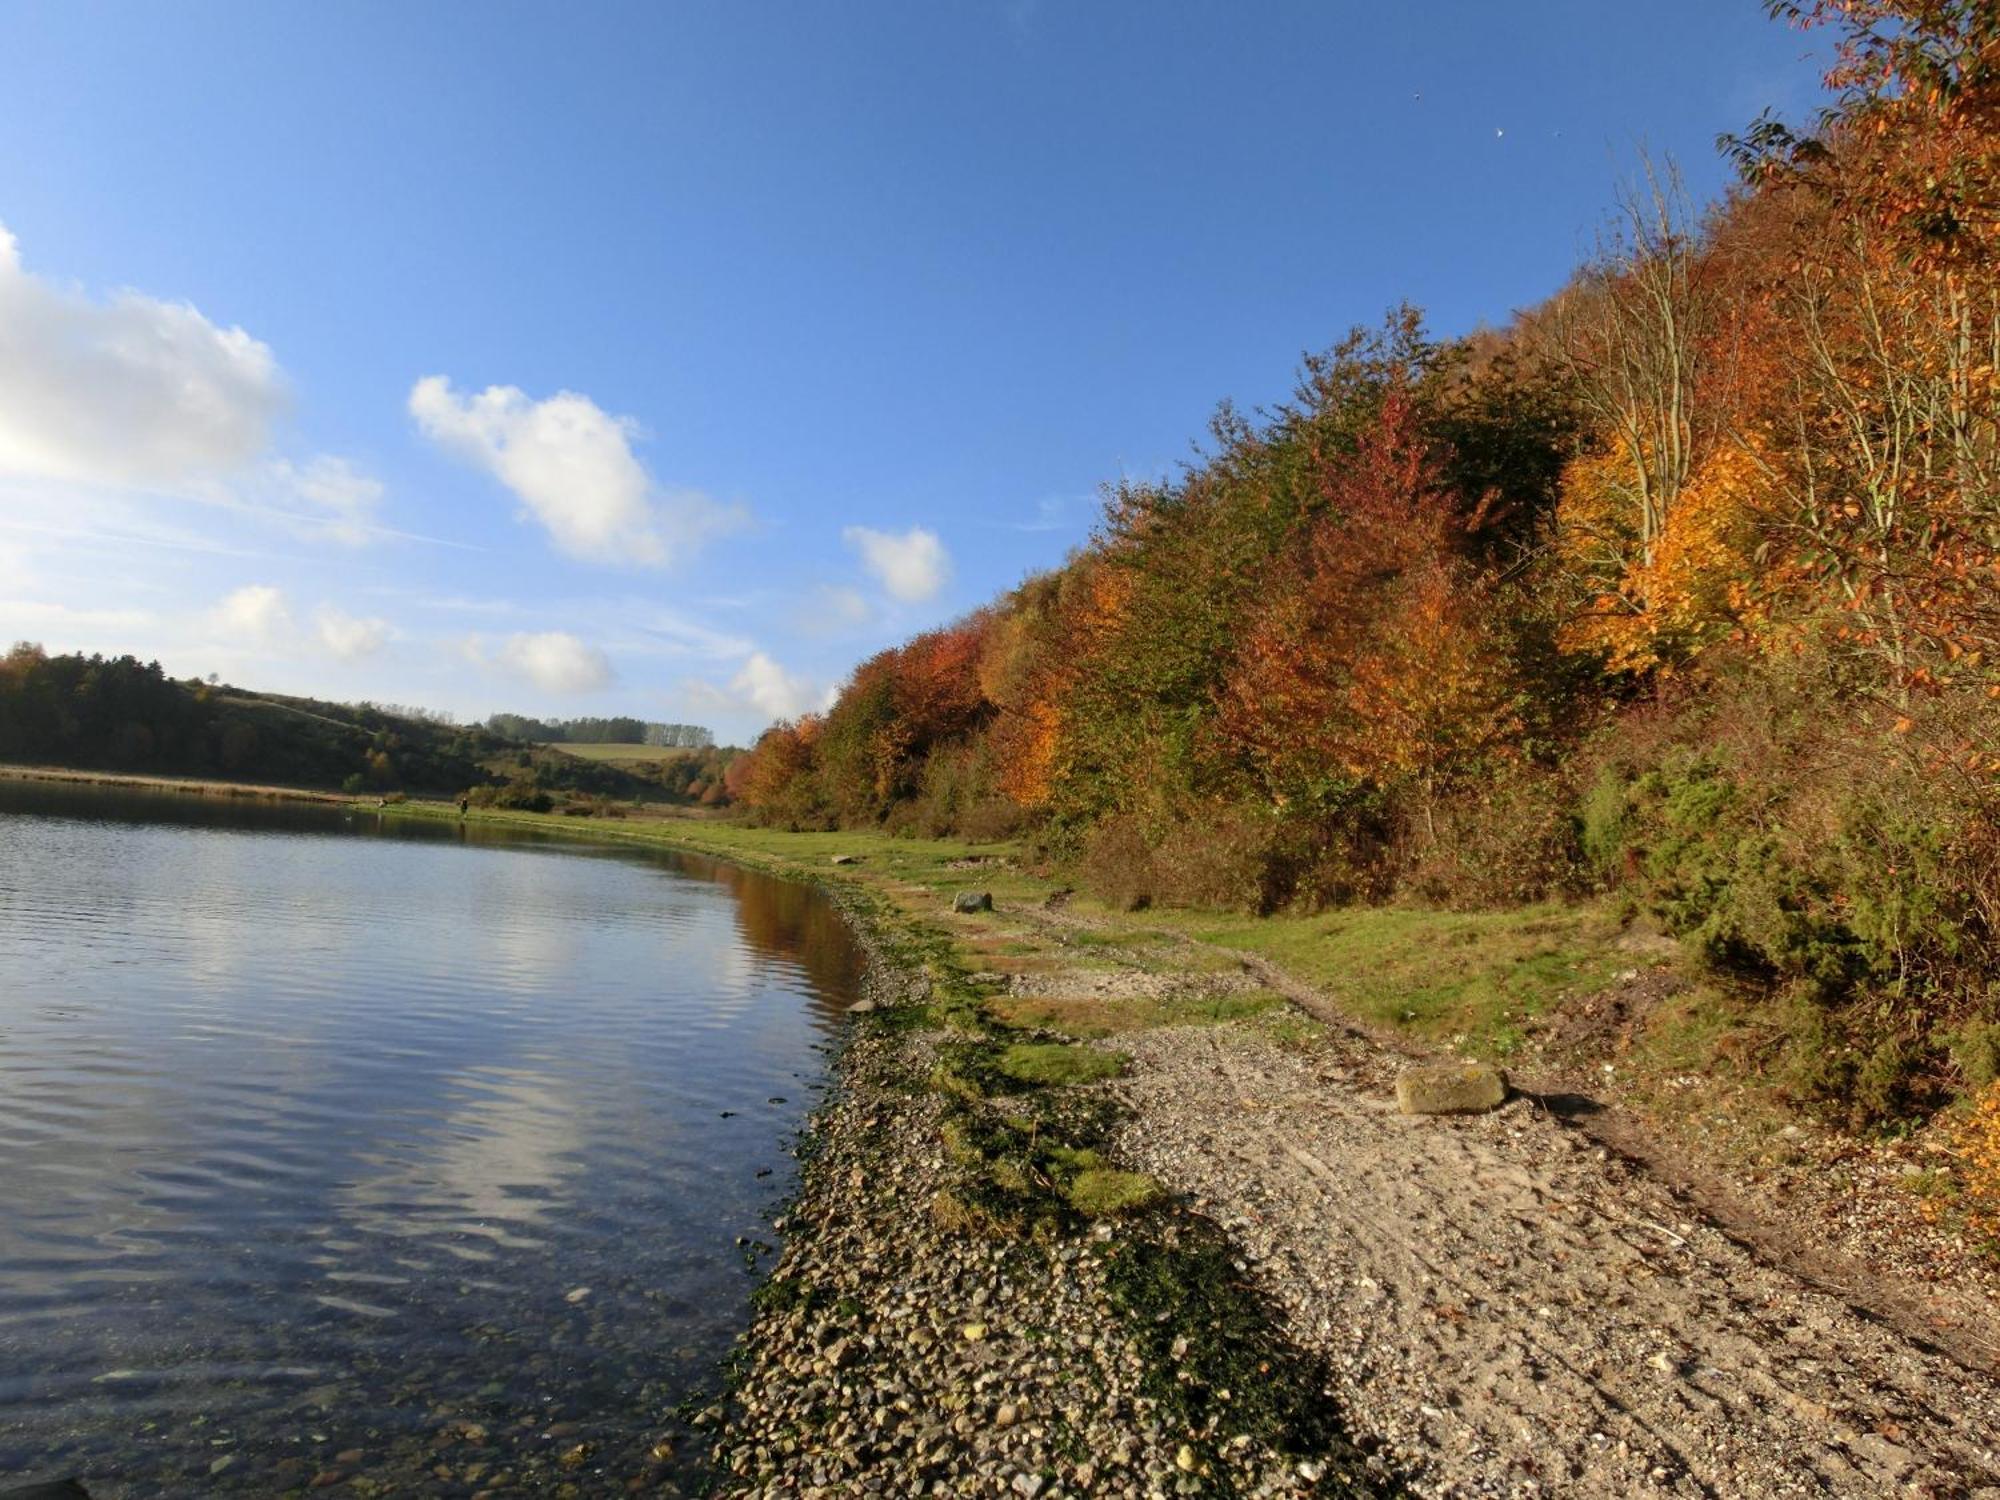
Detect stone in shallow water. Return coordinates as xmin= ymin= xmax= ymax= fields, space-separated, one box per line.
xmin=1395 ymin=1061 xmax=1508 ymax=1115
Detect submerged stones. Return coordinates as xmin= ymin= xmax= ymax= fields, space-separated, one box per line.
xmin=1395 ymin=1061 xmax=1509 ymax=1115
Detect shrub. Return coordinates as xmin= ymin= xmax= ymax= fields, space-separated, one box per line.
xmin=469 ymin=776 xmax=554 ymax=814
xmin=1926 ymin=1082 xmax=2000 ymax=1258
xmin=1077 ymin=816 xmax=1158 ymax=911
xmin=1405 ymin=762 xmax=1588 ymax=908
xmin=1947 ymin=1017 xmax=2000 ymax=1093
xmin=1148 ymin=806 xmax=1273 ymax=911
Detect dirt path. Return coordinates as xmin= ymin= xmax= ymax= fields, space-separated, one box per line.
xmin=1110 ymin=1022 xmax=2000 ymax=1497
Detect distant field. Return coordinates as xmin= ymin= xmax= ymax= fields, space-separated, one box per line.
xmin=553 ymin=742 xmax=698 ymax=763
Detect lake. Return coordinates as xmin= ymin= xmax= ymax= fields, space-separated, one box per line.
xmin=0 ymin=781 xmax=862 ymax=1496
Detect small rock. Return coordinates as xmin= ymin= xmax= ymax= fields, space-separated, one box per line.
xmin=830 ymin=854 xmax=861 ymax=865
xmin=1175 ymin=1443 xmax=1198 ymax=1472
xmin=995 ymin=1402 xmax=1019 ymax=1427
xmin=952 ymin=890 xmax=994 ymax=914
xmin=1395 ymin=1061 xmax=1509 ymax=1115
xmin=962 ymin=1322 xmax=988 ymax=1342
xmin=565 ymin=1286 xmax=591 ymax=1303
xmin=848 ymin=998 xmax=879 ymax=1015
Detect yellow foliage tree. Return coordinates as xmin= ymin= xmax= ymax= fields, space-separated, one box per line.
xmin=1555 ymin=437 xmax=1767 ymax=672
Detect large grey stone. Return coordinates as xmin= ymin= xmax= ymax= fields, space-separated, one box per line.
xmin=952 ymin=890 xmax=994 ymax=914
xmin=1395 ymin=1061 xmax=1509 ymax=1115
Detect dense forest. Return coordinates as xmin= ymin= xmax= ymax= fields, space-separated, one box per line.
xmin=729 ymin=0 xmax=2000 ymax=1126
xmin=484 ymin=713 xmax=715 ymax=747
xmin=0 ymin=645 xmax=737 ymax=807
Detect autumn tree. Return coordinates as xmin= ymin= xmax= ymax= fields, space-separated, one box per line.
xmin=1219 ymin=384 xmax=1520 ymax=822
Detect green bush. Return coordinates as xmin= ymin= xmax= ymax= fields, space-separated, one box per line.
xmin=1579 ymin=764 xmax=1631 ymax=872
xmin=1948 ymin=1017 xmax=2000 ymax=1093
xmin=1574 ymin=682 xmax=2000 ymax=1128
xmin=469 ymin=776 xmax=554 ymax=814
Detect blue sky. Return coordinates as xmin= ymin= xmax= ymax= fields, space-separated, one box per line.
xmin=0 ymin=2 xmax=1830 ymax=743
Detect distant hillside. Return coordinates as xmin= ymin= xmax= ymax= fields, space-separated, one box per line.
xmin=0 ymin=645 xmax=737 ymax=805
xmin=0 ymin=645 xmax=513 ymax=793
xmin=485 ymin=713 xmax=714 ymax=748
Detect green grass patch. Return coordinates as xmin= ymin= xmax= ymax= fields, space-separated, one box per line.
xmin=553 ymin=742 xmax=699 ymax=763
xmin=1168 ymin=901 xmax=1627 ymax=1056
xmin=1064 ymin=1168 xmax=1163 ymax=1216
xmin=997 ymin=1042 xmax=1126 ymax=1087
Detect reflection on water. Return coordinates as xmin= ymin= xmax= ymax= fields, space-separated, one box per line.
xmin=0 ymin=781 xmax=861 ymax=1496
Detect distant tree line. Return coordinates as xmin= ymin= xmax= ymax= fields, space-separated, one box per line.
xmin=358 ymin=701 xmax=459 ymax=726
xmin=0 ymin=646 xmax=741 ymax=813
xmin=483 ymin=713 xmax=714 ymax=747
xmin=0 ymin=645 xmax=503 ymax=792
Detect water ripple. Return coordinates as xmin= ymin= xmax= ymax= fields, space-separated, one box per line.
xmin=0 ymin=782 xmax=860 ymax=1496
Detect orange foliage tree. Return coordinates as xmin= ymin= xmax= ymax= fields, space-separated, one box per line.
xmin=1219 ymin=386 xmax=1522 ymax=822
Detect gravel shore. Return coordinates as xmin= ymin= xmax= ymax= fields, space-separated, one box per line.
xmin=704 ymin=877 xmax=2000 ymax=1499
xmin=708 ymin=896 xmax=1392 ymax=1499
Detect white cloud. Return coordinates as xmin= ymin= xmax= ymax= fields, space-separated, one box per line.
xmin=315 ymin=605 xmax=390 ymax=660
xmin=0 ymin=223 xmax=285 ymax=488
xmin=0 ymin=598 xmax=157 ymax=635
xmin=271 ymin=456 xmax=385 ymax=545
xmin=409 ymin=375 xmax=744 ymax=567
xmin=731 ymin=651 xmax=827 ymax=720
xmin=844 ymin=524 xmax=951 ymax=603
xmin=1005 ymin=494 xmax=1080 ymax=533
xmin=683 ymin=650 xmax=831 ymax=726
xmin=794 ymin=583 xmax=872 ymax=635
xmin=210 ymin=584 xmax=292 ymax=645
xmin=492 ymin=630 xmax=614 ymax=694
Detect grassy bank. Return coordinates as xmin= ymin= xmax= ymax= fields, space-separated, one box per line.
xmin=413 ymin=807 xmax=1643 ymax=1063
xmin=0 ymin=763 xmax=352 ymax=802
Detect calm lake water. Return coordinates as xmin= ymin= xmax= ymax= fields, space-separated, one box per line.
xmin=0 ymin=781 xmax=861 ymax=1496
